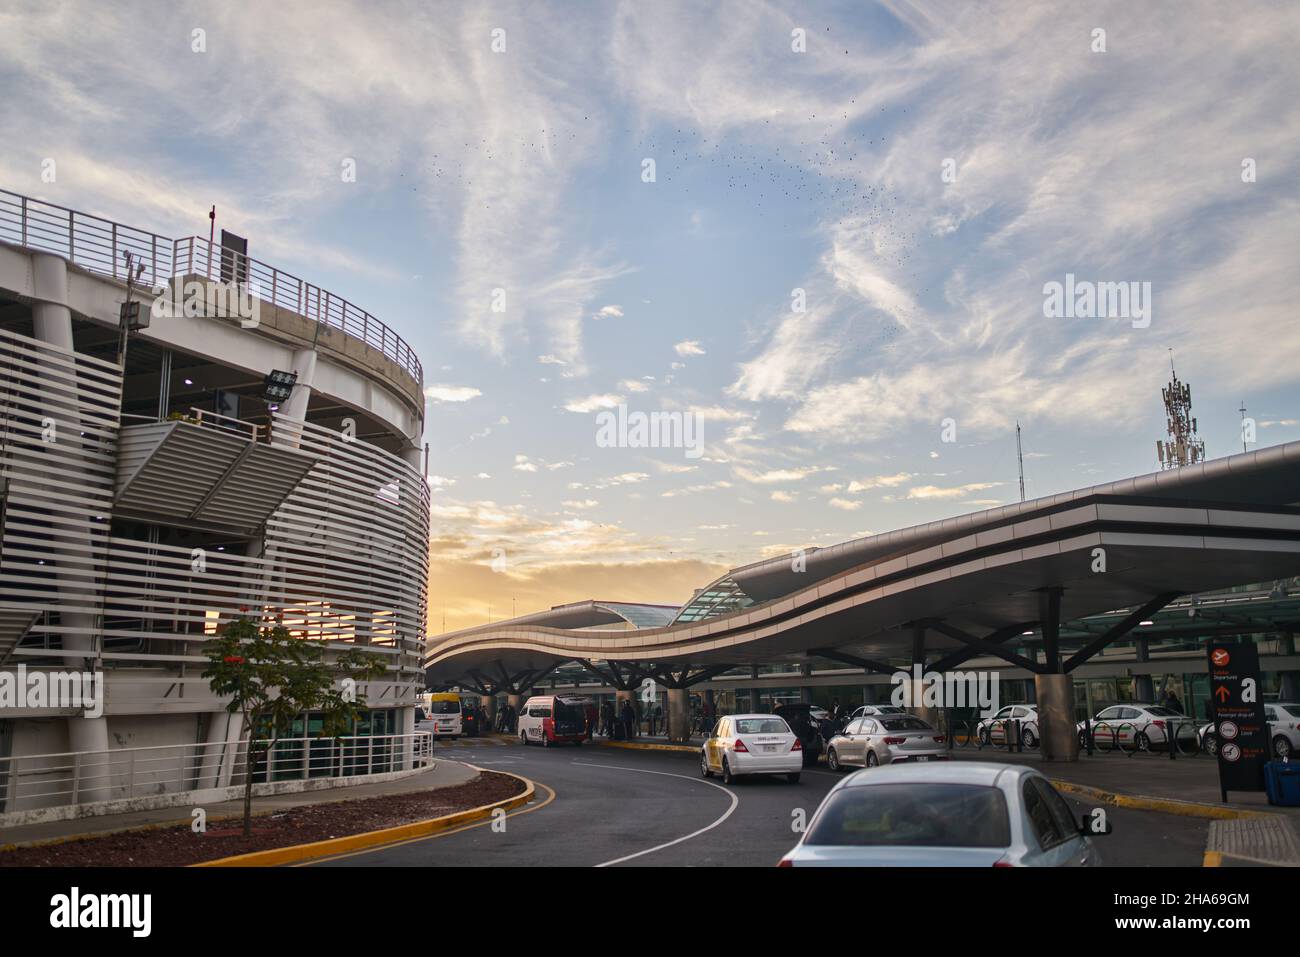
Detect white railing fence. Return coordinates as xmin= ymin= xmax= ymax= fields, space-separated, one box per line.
xmin=0 ymin=731 xmax=433 ymax=814
xmin=0 ymin=189 xmax=422 ymax=384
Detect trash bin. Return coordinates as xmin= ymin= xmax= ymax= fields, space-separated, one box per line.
xmin=1264 ymin=760 xmax=1300 ymax=807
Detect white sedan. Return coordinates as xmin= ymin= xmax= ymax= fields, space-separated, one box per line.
xmin=700 ymin=713 xmax=803 ymax=784
xmin=779 ymin=762 xmax=1108 ymax=867
xmin=1076 ymin=704 xmax=1196 ymax=750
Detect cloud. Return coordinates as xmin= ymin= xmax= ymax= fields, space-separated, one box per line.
xmin=905 ymin=482 xmax=1003 ymax=501
xmin=674 ymin=340 xmax=706 ymax=357
xmin=593 ymin=304 xmax=624 ymax=319
xmin=424 ymin=383 xmax=482 ymax=403
xmin=564 ymin=393 xmax=624 ymax=413
xmin=828 ymin=498 xmax=863 ymax=511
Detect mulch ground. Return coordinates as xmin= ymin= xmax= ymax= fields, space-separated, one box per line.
xmin=0 ymin=770 xmax=525 ymax=867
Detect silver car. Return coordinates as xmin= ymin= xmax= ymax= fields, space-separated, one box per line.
xmin=826 ymin=714 xmax=948 ymax=770
xmin=779 ymin=761 xmax=1109 ymax=867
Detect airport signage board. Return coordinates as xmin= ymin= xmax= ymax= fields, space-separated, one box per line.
xmin=1205 ymin=641 xmax=1268 ymax=802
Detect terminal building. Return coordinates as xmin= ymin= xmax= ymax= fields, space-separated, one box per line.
xmin=428 ymin=446 xmax=1300 ymax=759
xmin=0 ymin=189 xmax=430 ymax=819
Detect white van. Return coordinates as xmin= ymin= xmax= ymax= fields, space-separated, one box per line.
xmin=517 ymin=694 xmax=594 ymax=747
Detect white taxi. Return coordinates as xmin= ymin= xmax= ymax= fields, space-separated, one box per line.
xmin=700 ymin=713 xmax=803 ymax=785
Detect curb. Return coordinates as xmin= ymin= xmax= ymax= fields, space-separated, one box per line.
xmin=594 ymin=739 xmax=699 ymax=754
xmin=1049 ymin=779 xmax=1277 ymax=821
xmin=193 ymin=767 xmax=536 ymax=867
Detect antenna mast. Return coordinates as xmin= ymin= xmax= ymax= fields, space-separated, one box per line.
xmin=1015 ymin=422 xmax=1026 ymax=502
xmin=1155 ymin=351 xmax=1206 ymax=469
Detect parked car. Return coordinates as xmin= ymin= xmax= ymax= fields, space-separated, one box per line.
xmin=773 ymin=703 xmax=825 ymax=767
xmin=848 ymin=704 xmax=908 ymax=718
xmin=700 ymin=713 xmax=803 ymax=784
xmin=778 ymin=761 xmax=1108 ymax=867
xmin=826 ymin=715 xmax=948 ymax=770
xmin=975 ymin=705 xmax=1040 ymax=748
xmin=1200 ymin=702 xmax=1300 ymax=759
xmin=1077 ymin=704 xmax=1194 ymax=750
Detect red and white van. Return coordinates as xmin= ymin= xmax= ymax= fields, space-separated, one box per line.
xmin=517 ymin=694 xmax=595 ymax=747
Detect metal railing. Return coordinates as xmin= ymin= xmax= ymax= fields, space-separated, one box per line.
xmin=0 ymin=189 xmax=423 ymax=385
xmin=0 ymin=731 xmax=433 ymax=813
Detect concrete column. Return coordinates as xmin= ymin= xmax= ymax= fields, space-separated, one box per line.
xmin=280 ymin=347 xmax=317 ymax=425
xmin=506 ymin=693 xmax=523 ymax=712
xmin=907 ymin=678 xmax=940 ymax=729
xmin=198 ymin=711 xmax=232 ymax=789
xmin=67 ymin=716 xmax=112 ymax=802
xmin=666 ymin=687 xmax=691 ymax=743
xmin=398 ymin=705 xmax=415 ymax=769
xmin=1035 ymin=673 xmax=1079 ymax=762
xmin=218 ymin=712 xmax=244 ymax=788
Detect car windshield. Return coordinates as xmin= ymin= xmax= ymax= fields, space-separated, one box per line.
xmin=735 ymin=718 xmax=789 ymax=734
xmin=1145 ymin=706 xmax=1179 ymax=716
xmin=878 ymin=717 xmax=932 ymax=732
xmin=428 ymin=700 xmax=460 ymax=715
xmin=805 ymin=784 xmax=1011 ymax=848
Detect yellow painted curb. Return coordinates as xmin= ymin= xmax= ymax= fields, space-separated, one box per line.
xmin=596 ymin=739 xmax=698 ymax=754
xmin=193 ymin=769 xmax=535 ymax=867
xmin=1203 ymin=850 xmax=1223 ymax=867
xmin=1050 ymin=779 xmax=1275 ymax=821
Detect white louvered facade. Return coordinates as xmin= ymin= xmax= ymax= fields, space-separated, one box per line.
xmin=0 ymin=194 xmax=430 ymax=813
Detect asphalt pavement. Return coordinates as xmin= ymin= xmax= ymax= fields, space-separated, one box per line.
xmin=308 ymin=739 xmax=1210 ymax=867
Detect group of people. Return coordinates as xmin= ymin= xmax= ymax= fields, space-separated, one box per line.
xmin=594 ymin=698 xmax=663 ymax=739
xmin=494 ymin=702 xmax=519 ymax=734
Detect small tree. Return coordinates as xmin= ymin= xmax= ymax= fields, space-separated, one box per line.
xmin=202 ymin=618 xmax=387 ymax=836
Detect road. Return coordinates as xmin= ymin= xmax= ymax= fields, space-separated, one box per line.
xmin=307 ymin=739 xmax=1210 ymax=867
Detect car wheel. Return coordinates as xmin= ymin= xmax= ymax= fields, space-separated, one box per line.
xmin=722 ymin=758 xmax=736 ymax=785
xmin=1078 ymin=729 xmax=1088 ymax=748
xmin=866 ymin=750 xmax=879 ymax=768
xmin=1274 ymin=735 xmax=1294 ymax=759
xmin=979 ymin=727 xmax=991 ymax=747
xmin=827 ymin=747 xmax=841 ymax=771
xmin=700 ymin=751 xmax=713 ymax=778
xmin=1022 ymin=728 xmax=1037 ymax=749
xmin=1135 ymin=731 xmax=1150 ymax=751
xmin=1203 ymin=733 xmax=1218 ymax=756
xmin=787 ymin=773 xmax=801 ymax=784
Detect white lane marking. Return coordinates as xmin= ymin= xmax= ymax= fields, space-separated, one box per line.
xmin=571 ymin=760 xmax=740 ymax=867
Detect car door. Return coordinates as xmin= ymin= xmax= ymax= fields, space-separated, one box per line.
xmin=1020 ymin=777 xmax=1083 ymax=866
xmin=990 ymin=706 xmax=1014 ymax=742
xmin=1092 ymin=706 xmax=1121 ymax=744
xmin=1034 ymin=777 xmax=1094 ymax=866
xmin=857 ymin=719 xmax=880 ymax=765
xmin=709 ymin=719 xmax=729 ymax=770
xmin=840 ymin=719 xmax=865 ymax=764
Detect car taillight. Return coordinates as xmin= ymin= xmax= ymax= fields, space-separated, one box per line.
xmin=777 ymin=858 xmax=793 ymax=867
xmin=733 ymin=739 xmax=749 ymax=752
xmin=992 ymin=858 xmax=1014 ymax=867
xmin=791 ymin=738 xmax=803 ymax=751
xmin=933 ymin=735 xmax=946 ymax=743
xmin=883 ymin=736 xmax=905 ymax=744
xmin=1153 ymin=720 xmax=1165 ymax=731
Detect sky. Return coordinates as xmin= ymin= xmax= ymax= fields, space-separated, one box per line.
xmin=2 ymin=1 xmax=1298 ymax=633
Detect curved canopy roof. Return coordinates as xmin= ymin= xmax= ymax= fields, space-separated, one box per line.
xmin=426 ymin=443 xmax=1300 ymax=685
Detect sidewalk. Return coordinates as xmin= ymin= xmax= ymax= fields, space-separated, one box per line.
xmin=0 ymin=759 xmax=479 ymax=849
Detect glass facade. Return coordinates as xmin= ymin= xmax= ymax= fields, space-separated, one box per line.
xmin=671 ymin=577 xmax=755 ymax=624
